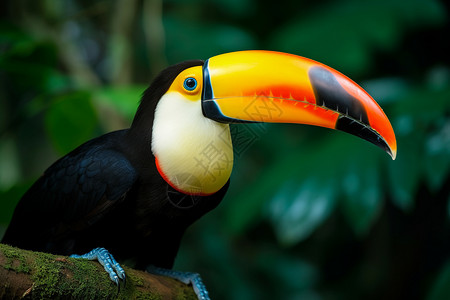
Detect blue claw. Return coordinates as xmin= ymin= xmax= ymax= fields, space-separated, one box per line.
xmin=147 ymin=265 xmax=210 ymax=300
xmin=70 ymin=247 xmax=126 ymax=289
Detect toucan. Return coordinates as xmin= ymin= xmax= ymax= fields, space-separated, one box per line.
xmin=2 ymin=50 xmax=396 ymax=299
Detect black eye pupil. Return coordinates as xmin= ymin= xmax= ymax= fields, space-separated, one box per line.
xmin=186 ymin=79 xmax=195 ymax=87
xmin=184 ymin=78 xmax=197 ymax=90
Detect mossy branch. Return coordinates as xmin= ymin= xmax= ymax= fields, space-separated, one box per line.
xmin=0 ymin=243 xmax=197 ymax=299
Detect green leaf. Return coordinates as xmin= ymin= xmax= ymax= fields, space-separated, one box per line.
xmin=427 ymin=260 xmax=450 ymax=300
xmin=424 ymin=118 xmax=450 ymax=192
xmin=266 ymin=177 xmax=337 ymax=245
xmin=0 ymin=23 xmax=37 ymax=57
xmin=0 ymin=138 xmax=21 ymax=190
xmin=0 ymin=24 xmax=70 ymax=94
xmin=44 ymin=91 xmax=98 ymax=154
xmin=255 ymin=249 xmax=319 ymax=293
xmin=341 ymin=156 xmax=383 ymax=236
xmin=164 ymin=16 xmax=257 ymax=63
xmin=387 ymin=140 xmax=421 ymax=212
xmin=93 ymin=85 xmax=145 ymax=121
xmin=387 ymin=85 xmax=450 ymax=211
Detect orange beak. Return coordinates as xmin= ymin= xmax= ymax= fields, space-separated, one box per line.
xmin=201 ymin=50 xmax=397 ymax=159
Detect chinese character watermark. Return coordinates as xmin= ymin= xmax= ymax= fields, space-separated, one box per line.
xmin=194 ymin=141 xmax=232 ymax=182
xmin=167 ymin=172 xmax=202 ymax=209
xmin=244 ymin=91 xmax=283 ymax=122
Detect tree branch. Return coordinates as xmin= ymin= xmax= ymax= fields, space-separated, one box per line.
xmin=15 ymin=0 xmax=102 ymax=88
xmin=107 ymin=0 xmax=138 ymax=85
xmin=0 ymin=243 xmax=196 ymax=299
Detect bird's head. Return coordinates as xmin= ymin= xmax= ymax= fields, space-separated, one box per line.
xmin=141 ymin=51 xmax=397 ymax=196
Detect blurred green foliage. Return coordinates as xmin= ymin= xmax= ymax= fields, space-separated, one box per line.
xmin=0 ymin=0 xmax=449 ymax=299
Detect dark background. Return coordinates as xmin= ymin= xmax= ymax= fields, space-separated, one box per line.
xmin=1 ymin=0 xmax=449 ymax=299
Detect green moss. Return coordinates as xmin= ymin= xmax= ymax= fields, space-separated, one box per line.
xmin=126 ymin=271 xmax=144 ymax=287
xmin=0 ymin=244 xmax=190 ymax=299
xmin=116 ymin=269 xmax=159 ymax=300
xmin=29 ymin=251 xmax=116 ymax=299
xmin=132 ymin=289 xmax=162 ymax=300
xmin=30 ymin=254 xmax=166 ymax=299
xmin=1 ymin=244 xmax=31 ymax=273
xmin=173 ymin=284 xmax=198 ymax=300
xmin=31 ymin=255 xmax=63 ymax=298
xmin=63 ymin=257 xmax=117 ymax=299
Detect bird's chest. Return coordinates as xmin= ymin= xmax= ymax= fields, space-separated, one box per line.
xmin=133 ymin=180 xmax=225 ymax=233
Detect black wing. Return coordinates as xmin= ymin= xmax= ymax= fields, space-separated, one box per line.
xmin=2 ymin=138 xmax=137 ymax=254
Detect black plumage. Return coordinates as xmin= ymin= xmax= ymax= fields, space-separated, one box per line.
xmin=2 ymin=60 xmax=228 ymax=270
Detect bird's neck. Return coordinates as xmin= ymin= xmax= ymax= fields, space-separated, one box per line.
xmin=151 ymin=92 xmax=234 ymax=195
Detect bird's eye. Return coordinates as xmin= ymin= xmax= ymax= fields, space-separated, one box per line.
xmin=183 ymin=77 xmax=197 ymax=91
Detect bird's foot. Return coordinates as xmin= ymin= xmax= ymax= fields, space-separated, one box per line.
xmin=147 ymin=265 xmax=209 ymax=300
xmin=70 ymin=247 xmax=126 ymax=289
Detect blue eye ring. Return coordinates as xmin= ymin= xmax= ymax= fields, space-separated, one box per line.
xmin=183 ymin=77 xmax=198 ymax=91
